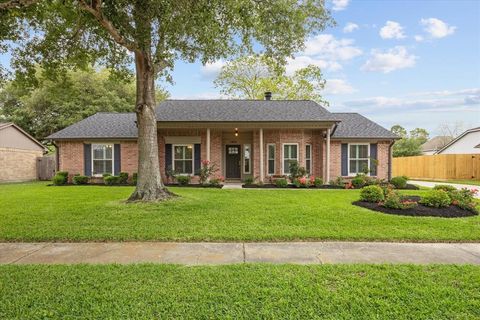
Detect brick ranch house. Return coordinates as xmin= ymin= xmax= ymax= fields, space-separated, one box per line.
xmin=47 ymin=97 xmax=398 ymax=183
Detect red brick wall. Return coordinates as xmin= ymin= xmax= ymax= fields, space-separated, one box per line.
xmin=57 ymin=141 xmax=84 ymax=178
xmin=120 ymin=141 xmax=138 ymax=175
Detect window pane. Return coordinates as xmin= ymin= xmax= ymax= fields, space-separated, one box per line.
xmin=174 ymin=146 xmax=183 ymax=158
xmin=349 ymin=145 xmax=357 ymax=158
xmin=105 ymin=145 xmax=113 ymax=159
xmin=349 ymin=160 xmax=357 ymax=173
xmin=244 ymin=159 xmax=250 ymax=173
xmin=284 ymin=145 xmax=289 ymax=158
xmin=291 ymin=145 xmax=297 ymax=158
xmin=184 ymin=161 xmax=193 ymax=174
xmin=93 ymin=160 xmax=104 ymax=175
xmin=358 ymin=145 xmax=368 ymax=158
xmin=306 ymin=145 xmax=311 ymax=159
xmin=268 ymin=145 xmax=275 ymax=159
xmin=284 ymin=160 xmax=291 ymax=173
xmin=93 ymin=147 xmax=103 ymax=160
xmin=184 ymin=146 xmax=193 ymax=159
xmin=105 ymin=160 xmax=112 ymax=174
xmin=358 ymin=160 xmax=369 ymax=173
xmin=306 ymin=160 xmax=311 ymax=174
xmin=268 ymin=159 xmax=275 ymax=174
xmin=244 ymin=145 xmax=250 ymax=159
xmin=174 ymin=160 xmax=184 ymax=173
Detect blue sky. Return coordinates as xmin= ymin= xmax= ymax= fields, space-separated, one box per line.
xmin=1 ymin=0 xmax=479 ymax=136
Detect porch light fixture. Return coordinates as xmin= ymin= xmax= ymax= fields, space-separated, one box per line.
xmin=235 ymin=128 xmax=239 ymax=137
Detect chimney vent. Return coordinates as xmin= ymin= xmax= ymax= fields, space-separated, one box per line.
xmin=264 ymin=91 xmax=272 ymax=101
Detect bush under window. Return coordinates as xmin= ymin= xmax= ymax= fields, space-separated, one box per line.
xmin=275 ymin=178 xmax=288 ymax=188
xmin=176 ymin=175 xmax=191 ymax=186
xmin=104 ymin=175 xmax=120 ymax=186
xmin=72 ymin=175 xmax=89 ymax=185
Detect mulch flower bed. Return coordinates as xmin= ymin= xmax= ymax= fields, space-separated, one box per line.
xmin=353 ymin=196 xmax=478 ymax=218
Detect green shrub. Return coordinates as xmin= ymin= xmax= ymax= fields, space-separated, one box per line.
xmin=433 ymin=184 xmax=456 ymax=192
xmin=360 ymin=185 xmax=385 ymax=203
xmin=449 ymin=188 xmax=478 ymax=213
xmin=72 ymin=175 xmax=89 ymax=185
xmin=390 ymin=176 xmax=407 ymax=189
xmin=275 ymin=178 xmax=288 ymax=188
xmin=119 ymin=172 xmax=129 ymax=184
xmin=102 ymin=173 xmax=112 ymax=178
xmin=104 ymin=175 xmax=120 ymax=186
xmin=313 ymin=177 xmax=323 ymax=187
xmin=420 ymin=190 xmax=451 ymax=208
xmin=329 ymin=176 xmax=345 ymax=187
xmin=351 ymin=175 xmax=366 ymax=188
xmin=383 ymin=191 xmax=418 ymax=210
xmin=288 ymin=161 xmax=307 ymax=180
xmin=176 ymin=175 xmax=191 ymax=186
xmin=56 ymin=171 xmax=68 ymax=178
xmin=244 ymin=177 xmax=254 ymax=185
xmin=132 ymin=173 xmax=138 ymax=185
xmin=209 ymin=176 xmax=224 ymax=187
xmin=52 ymin=174 xmax=67 ymax=186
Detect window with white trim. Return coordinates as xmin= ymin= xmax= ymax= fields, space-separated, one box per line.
xmin=267 ymin=144 xmax=275 ymax=175
xmin=243 ymin=144 xmax=251 ymax=174
xmin=305 ymin=144 xmax=312 ymax=174
xmin=283 ymin=144 xmax=298 ymax=175
xmin=173 ymin=144 xmax=194 ymax=174
xmin=92 ymin=144 xmax=113 ymax=176
xmin=348 ymin=144 xmax=369 ymax=175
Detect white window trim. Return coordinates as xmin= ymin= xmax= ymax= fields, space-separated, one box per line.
xmin=243 ymin=144 xmax=251 ymax=174
xmin=267 ymin=143 xmax=276 ymax=175
xmin=282 ymin=143 xmax=299 ymax=175
xmin=91 ymin=143 xmax=114 ymax=177
xmin=347 ymin=143 xmax=370 ymax=176
xmin=172 ymin=144 xmax=195 ymax=176
xmin=305 ymin=144 xmax=312 ymax=174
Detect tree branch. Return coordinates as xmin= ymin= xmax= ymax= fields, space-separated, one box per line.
xmin=77 ymin=0 xmax=138 ymax=52
xmin=0 ymin=0 xmax=39 ymax=10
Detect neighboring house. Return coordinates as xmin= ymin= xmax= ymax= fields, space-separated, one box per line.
xmin=435 ymin=127 xmax=480 ymax=155
xmin=420 ymin=136 xmax=453 ymax=155
xmin=0 ymin=122 xmax=46 ymax=182
xmin=47 ymin=96 xmax=399 ymax=183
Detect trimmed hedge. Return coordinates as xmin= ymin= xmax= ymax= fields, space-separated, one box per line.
xmin=72 ymin=175 xmax=89 ymax=185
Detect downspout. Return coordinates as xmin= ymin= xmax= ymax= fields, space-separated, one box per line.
xmin=52 ymin=140 xmax=60 ymax=172
xmin=388 ymin=140 xmax=395 ymax=180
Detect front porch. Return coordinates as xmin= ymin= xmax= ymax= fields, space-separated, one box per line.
xmin=157 ymin=123 xmax=335 ymax=183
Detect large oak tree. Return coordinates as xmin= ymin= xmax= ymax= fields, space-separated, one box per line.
xmin=0 ymin=0 xmax=332 ymax=201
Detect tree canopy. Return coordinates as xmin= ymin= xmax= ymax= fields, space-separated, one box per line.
xmin=214 ymin=55 xmax=328 ymax=104
xmin=0 ymin=67 xmax=168 ymax=140
xmin=391 ymin=125 xmax=430 ymax=157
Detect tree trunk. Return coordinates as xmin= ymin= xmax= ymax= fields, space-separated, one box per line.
xmin=128 ymin=51 xmax=174 ymax=202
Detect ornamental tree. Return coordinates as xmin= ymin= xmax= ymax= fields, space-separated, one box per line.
xmin=0 ymin=0 xmax=332 ymax=201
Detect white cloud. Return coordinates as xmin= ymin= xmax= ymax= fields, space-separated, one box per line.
xmin=286 ymin=56 xmax=342 ymax=74
xmin=420 ymin=18 xmax=456 ymax=38
xmin=410 ymin=88 xmax=480 ymax=97
xmin=379 ymin=21 xmax=406 ymax=39
xmin=414 ymin=35 xmax=424 ymax=42
xmin=323 ymin=79 xmax=357 ymax=95
xmin=304 ymin=34 xmax=362 ymax=61
xmin=331 ymin=0 xmax=349 ymax=11
xmin=361 ymin=46 xmax=417 ymax=73
xmin=200 ymin=60 xmax=226 ymax=78
xmin=343 ymin=22 xmax=359 ymax=33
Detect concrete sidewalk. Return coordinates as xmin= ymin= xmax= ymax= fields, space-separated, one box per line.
xmin=1 ymin=242 xmax=480 ymax=265
xmin=410 ymin=180 xmax=480 ymax=198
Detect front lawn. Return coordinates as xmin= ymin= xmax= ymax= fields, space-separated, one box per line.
xmin=0 ymin=182 xmax=479 ymax=241
xmin=1 ymin=264 xmax=479 ymax=319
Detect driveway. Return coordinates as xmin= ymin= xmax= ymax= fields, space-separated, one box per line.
xmin=409 ymin=180 xmax=480 ymax=198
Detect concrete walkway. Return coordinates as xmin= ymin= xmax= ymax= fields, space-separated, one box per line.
xmin=1 ymin=242 xmax=480 ymax=265
xmin=409 ymin=180 xmax=480 ymax=198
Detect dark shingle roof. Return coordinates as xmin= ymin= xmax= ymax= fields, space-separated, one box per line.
xmin=47 ymin=113 xmax=137 ymax=139
xmin=332 ymin=113 xmax=398 ymax=139
xmin=156 ymin=100 xmax=338 ymax=122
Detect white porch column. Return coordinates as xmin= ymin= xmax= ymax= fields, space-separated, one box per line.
xmin=326 ymin=128 xmax=331 ymax=184
xmin=206 ymin=128 xmax=211 ymax=162
xmin=259 ymin=128 xmax=264 ymax=182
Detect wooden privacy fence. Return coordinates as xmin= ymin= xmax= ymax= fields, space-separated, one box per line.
xmin=392 ymin=154 xmax=480 ymax=180
xmin=37 ymin=155 xmax=56 ymax=180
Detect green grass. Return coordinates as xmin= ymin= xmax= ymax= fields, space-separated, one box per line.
xmin=0 ymin=182 xmax=479 ymax=242
xmin=1 ymin=264 xmax=479 ymax=319
xmin=413 ymin=179 xmax=480 ymax=186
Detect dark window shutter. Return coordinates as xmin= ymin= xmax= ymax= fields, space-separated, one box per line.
xmin=341 ymin=143 xmax=348 ymax=176
xmin=114 ymin=144 xmax=121 ymax=175
xmin=194 ymin=144 xmax=201 ymax=175
xmin=84 ymin=144 xmax=92 ymax=176
xmin=370 ymin=143 xmax=378 ymax=176
xmin=165 ymin=144 xmax=172 ymax=173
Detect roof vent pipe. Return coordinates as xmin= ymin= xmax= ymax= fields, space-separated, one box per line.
xmin=264 ymin=91 xmax=272 ymax=101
